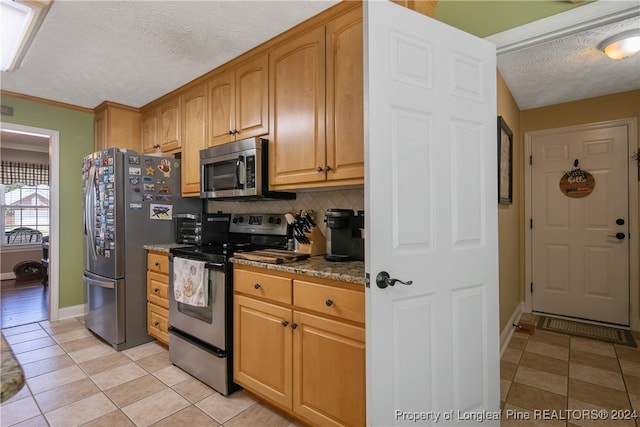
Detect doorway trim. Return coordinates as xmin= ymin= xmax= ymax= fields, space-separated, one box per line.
xmin=1 ymin=122 xmax=60 ymax=322
xmin=524 ymin=118 xmax=639 ymax=330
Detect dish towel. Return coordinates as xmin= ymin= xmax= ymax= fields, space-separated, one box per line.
xmin=173 ymin=257 xmax=208 ymax=307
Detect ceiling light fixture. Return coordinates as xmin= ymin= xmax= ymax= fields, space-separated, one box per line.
xmin=0 ymin=0 xmax=52 ymax=72
xmin=599 ymin=29 xmax=640 ymax=60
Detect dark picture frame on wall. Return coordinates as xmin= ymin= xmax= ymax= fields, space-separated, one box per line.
xmin=498 ymin=116 xmax=513 ymax=204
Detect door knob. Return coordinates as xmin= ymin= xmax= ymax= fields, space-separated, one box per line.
xmin=376 ymin=271 xmax=413 ymax=289
xmin=608 ymin=232 xmax=626 ymax=240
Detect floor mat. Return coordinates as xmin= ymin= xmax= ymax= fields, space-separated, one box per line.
xmin=537 ymin=316 xmax=637 ymax=347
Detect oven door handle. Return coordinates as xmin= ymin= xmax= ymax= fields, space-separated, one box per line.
xmin=205 ymin=262 xmax=225 ymax=270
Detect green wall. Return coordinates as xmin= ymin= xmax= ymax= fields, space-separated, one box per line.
xmin=436 ymin=0 xmax=591 ymax=37
xmin=1 ymin=94 xmax=94 ymax=308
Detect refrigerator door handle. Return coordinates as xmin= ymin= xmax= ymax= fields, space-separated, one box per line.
xmin=84 ymin=275 xmax=115 ymax=289
xmin=84 ymin=164 xmax=97 ymax=261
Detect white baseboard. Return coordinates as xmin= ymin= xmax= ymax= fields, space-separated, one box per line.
xmin=1 ymin=272 xmax=16 ymax=280
xmin=58 ymin=304 xmax=84 ymax=321
xmin=500 ymin=302 xmax=524 ymax=356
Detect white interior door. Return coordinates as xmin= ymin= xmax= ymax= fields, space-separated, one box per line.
xmin=365 ymin=2 xmax=499 ymax=426
xmin=530 ymin=123 xmax=630 ymax=325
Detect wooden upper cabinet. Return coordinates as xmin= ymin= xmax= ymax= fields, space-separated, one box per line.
xmin=208 ymin=53 xmax=269 ymax=146
xmin=181 ymin=84 xmax=207 ymax=196
xmin=269 ymin=26 xmax=326 ymax=187
xmin=208 ymin=69 xmax=235 ymax=145
xmin=159 ymin=96 xmax=181 ymax=152
xmin=270 ymin=5 xmax=364 ymax=190
xmin=326 ymin=7 xmax=364 ymax=183
xmin=141 ymin=109 xmax=158 ymax=153
xmin=94 ymin=102 xmax=141 ymax=152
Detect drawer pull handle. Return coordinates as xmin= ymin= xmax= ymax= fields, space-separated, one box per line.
xmin=325 ymin=299 xmax=333 ymax=307
xmin=254 ymin=283 xmax=261 ymax=289
xmin=282 ymin=320 xmax=289 ymax=327
xmin=291 ymin=323 xmax=298 ymax=330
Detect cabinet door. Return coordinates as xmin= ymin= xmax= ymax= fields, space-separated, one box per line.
xmin=234 ymin=294 xmax=293 ymax=410
xmin=159 ymin=96 xmax=181 ymax=151
xmin=235 ymin=53 xmax=269 ymax=140
xmin=141 ymin=110 xmax=158 ymax=153
xmin=293 ymin=311 xmax=365 ymax=427
xmin=208 ymin=69 xmax=235 ymax=146
xmin=181 ymin=84 xmax=207 ymax=196
xmin=326 ymin=7 xmax=364 ymax=184
xmin=269 ymin=26 xmax=326 ymax=187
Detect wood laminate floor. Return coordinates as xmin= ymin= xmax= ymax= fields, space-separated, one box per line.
xmin=0 ymin=279 xmax=48 ymax=329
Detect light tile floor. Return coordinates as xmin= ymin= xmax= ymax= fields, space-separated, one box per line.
xmin=2 ymin=314 xmax=640 ymax=426
xmin=501 ymin=313 xmax=640 ymax=427
xmin=1 ymin=318 xmax=303 ymax=427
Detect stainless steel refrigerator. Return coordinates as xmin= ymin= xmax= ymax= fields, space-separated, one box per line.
xmin=82 ymin=148 xmax=200 ymax=350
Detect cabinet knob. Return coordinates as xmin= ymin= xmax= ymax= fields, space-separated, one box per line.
xmin=254 ymin=283 xmax=261 ymax=289
xmin=154 ymin=321 xmax=160 ymax=326
xmin=228 ymin=130 xmax=234 ymax=135
xmin=325 ymin=299 xmax=333 ymax=307
xmin=317 ymin=166 xmax=324 ymax=173
xmin=154 ymin=288 xmax=160 ymax=293
xmin=282 ymin=320 xmax=289 ymax=327
xmin=325 ymin=165 xmax=332 ymax=172
xmin=291 ymin=323 xmax=298 ymax=330
xmin=233 ymin=129 xmax=239 ymax=135
xmin=154 ymin=262 xmax=160 ymax=267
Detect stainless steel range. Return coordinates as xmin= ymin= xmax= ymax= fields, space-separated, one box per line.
xmin=168 ymin=213 xmax=288 ymax=395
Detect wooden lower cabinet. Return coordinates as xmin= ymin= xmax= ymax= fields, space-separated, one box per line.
xmin=233 ymin=265 xmax=365 ymax=426
xmin=293 ymin=311 xmax=365 ymax=427
xmin=146 ymin=251 xmax=170 ymax=345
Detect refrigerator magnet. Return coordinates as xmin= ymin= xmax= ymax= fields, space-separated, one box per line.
xmin=129 ymin=167 xmax=141 ymax=175
xmin=128 ymin=155 xmax=140 ymax=165
xmin=143 ymin=183 xmax=155 ymax=191
xmin=129 ymin=203 xmax=142 ymax=210
xmin=150 ymin=204 xmax=172 ymax=220
xmin=157 ymin=159 xmax=171 ymax=177
xmin=129 ymin=176 xmax=140 ymax=185
xmin=143 ymin=194 xmax=154 ymax=202
xmin=145 ymin=166 xmax=155 ymax=175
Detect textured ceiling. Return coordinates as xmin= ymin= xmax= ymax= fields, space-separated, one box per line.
xmin=0 ymin=0 xmax=638 ymax=111
xmin=495 ymin=14 xmax=640 ymax=110
xmin=1 ymin=0 xmax=338 ymax=109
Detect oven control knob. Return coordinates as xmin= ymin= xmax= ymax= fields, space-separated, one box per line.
xmin=268 ymin=216 xmax=274 ymax=223
xmin=275 ymin=217 xmax=282 ymax=225
xmin=237 ymin=216 xmax=244 ymax=223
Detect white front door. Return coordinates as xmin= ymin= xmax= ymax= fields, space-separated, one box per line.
xmin=529 ymin=122 xmax=630 ymax=325
xmin=365 ymin=2 xmax=499 ymax=426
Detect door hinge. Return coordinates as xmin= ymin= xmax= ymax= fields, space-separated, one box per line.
xmin=530 ymin=219 xmax=533 ymax=229
xmin=530 ymin=282 xmax=533 ymax=293
xmin=529 ymin=155 xmax=533 ymax=165
xmin=365 ymin=273 xmax=370 ymax=288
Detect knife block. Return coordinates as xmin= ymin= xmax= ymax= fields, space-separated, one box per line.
xmin=296 ymin=227 xmax=326 ymax=256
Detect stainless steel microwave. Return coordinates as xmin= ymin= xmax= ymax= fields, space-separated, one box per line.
xmin=200 ymin=137 xmax=294 ymax=200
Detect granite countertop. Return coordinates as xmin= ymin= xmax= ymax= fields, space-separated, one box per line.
xmin=144 ymin=243 xmax=193 ymax=253
xmin=231 ymin=255 xmax=365 ymax=285
xmin=1 ymin=333 xmax=24 ymax=403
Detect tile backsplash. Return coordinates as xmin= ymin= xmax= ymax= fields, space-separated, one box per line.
xmin=205 ymin=187 xmax=364 ymax=238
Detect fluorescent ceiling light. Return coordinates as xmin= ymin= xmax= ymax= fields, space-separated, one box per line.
xmin=0 ymin=0 xmax=52 ymax=72
xmin=599 ymin=30 xmax=640 ymax=60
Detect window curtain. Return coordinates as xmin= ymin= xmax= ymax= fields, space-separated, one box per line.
xmin=0 ymin=161 xmax=49 ymax=186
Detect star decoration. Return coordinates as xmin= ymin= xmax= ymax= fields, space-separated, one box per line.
xmin=145 ymin=167 xmax=155 ymax=176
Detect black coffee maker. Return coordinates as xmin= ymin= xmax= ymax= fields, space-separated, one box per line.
xmin=324 ymin=209 xmax=364 ymax=262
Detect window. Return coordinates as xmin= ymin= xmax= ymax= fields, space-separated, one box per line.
xmin=1 ymin=184 xmax=49 ymax=245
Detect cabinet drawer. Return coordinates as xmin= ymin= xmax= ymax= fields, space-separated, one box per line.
xmin=147 ymin=271 xmax=169 ymax=309
xmin=148 ymin=252 xmax=170 ymax=275
xmin=147 ymin=303 xmax=169 ymax=345
xmin=293 ymin=280 xmax=364 ymax=324
xmin=234 ymin=269 xmax=292 ymax=305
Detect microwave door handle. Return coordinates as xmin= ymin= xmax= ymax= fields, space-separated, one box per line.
xmin=236 ymin=155 xmax=245 ymax=187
